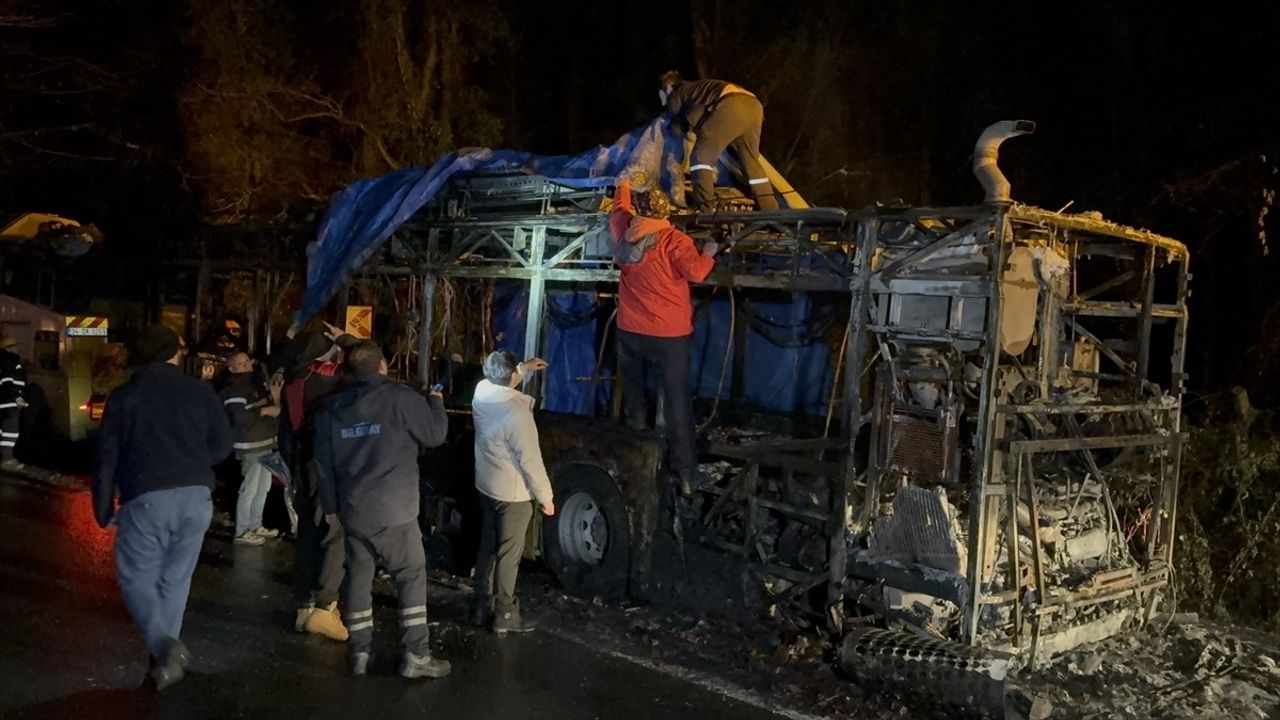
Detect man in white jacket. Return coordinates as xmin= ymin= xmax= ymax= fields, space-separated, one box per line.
xmin=470 ymin=350 xmax=555 ymax=633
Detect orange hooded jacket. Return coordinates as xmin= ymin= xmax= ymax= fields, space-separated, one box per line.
xmin=608 ymin=179 xmax=715 ymax=337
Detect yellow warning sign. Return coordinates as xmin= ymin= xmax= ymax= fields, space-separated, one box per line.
xmin=345 ymin=306 xmax=373 ymax=339
xmin=64 ymin=315 xmax=109 ymax=337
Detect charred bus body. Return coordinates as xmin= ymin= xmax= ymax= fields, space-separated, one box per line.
xmin=345 ymin=122 xmax=1187 ymax=666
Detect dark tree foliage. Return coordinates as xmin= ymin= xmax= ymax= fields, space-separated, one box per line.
xmin=3 ymin=0 xmax=1280 ymax=622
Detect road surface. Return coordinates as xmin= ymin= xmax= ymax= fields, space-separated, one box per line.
xmin=0 ymin=472 xmax=791 ymax=720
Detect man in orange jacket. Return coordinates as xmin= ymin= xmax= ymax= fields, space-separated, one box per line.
xmin=609 ymin=178 xmax=720 ymax=495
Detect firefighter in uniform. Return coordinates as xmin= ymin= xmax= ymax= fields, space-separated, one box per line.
xmin=314 ymin=341 xmax=451 ymax=678
xmin=659 ymin=70 xmax=779 ymax=212
xmin=0 ymin=336 xmax=26 ymax=469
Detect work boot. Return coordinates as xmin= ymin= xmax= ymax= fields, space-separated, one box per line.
xmin=493 ymin=601 xmax=536 ymax=635
xmin=303 ymin=601 xmax=349 ymax=641
xmin=253 ymin=526 xmax=280 ymax=539
xmin=349 ymin=651 xmax=370 ymax=677
xmin=468 ymin=597 xmax=494 ymax=628
xmin=234 ymin=531 xmax=265 ymax=546
xmin=149 ymin=637 xmax=190 ymax=691
xmin=400 ymin=651 xmax=451 ymax=679
xmin=294 ymin=604 xmax=315 ymax=632
xmin=0 ymin=458 xmax=23 ymax=471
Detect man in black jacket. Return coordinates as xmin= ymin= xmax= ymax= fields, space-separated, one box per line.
xmin=92 ymin=324 xmax=232 ymax=690
xmin=659 ymin=70 xmax=778 ymax=212
xmin=314 ymin=341 xmax=450 ymax=679
xmin=0 ymin=336 xmax=26 ymax=469
xmin=280 ymin=325 xmax=353 ymax=641
xmin=220 ymin=351 xmax=282 ymax=546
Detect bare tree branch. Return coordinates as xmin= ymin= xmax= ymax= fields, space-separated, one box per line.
xmin=0 ymin=123 xmax=99 ymax=141
xmin=0 ymin=9 xmax=71 ymax=28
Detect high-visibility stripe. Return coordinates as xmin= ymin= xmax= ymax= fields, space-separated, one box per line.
xmin=346 ymin=609 xmax=373 ymax=620
xmin=689 ymin=164 xmax=715 ymax=172
xmin=0 ymin=441 xmax=14 ymax=448
xmin=0 ymin=432 xmax=18 ymax=438
xmin=223 ymin=397 xmax=248 ymax=406
xmin=234 ymin=439 xmax=274 ymax=451
xmin=348 ymin=620 xmax=374 ymax=632
xmin=0 ymin=404 xmax=16 ymax=409
xmin=402 ymin=617 xmax=427 ymax=627
xmin=748 ymin=178 xmax=770 ymax=185
xmin=399 ymin=605 xmax=427 ymax=616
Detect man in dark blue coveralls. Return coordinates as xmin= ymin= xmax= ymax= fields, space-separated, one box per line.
xmin=314 ymin=341 xmax=451 ymax=678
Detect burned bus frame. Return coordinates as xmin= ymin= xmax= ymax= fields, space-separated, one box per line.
xmin=350 ymin=159 xmax=1188 ymax=662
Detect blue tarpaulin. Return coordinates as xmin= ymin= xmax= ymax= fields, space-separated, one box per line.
xmin=488 ymin=282 xmax=835 ymax=418
xmin=304 ymin=115 xmax=826 ymax=416
xmin=300 ymin=119 xmax=685 ymax=323
xmin=300 ymin=114 xmax=802 ymax=324
xmin=490 ymin=283 xmax=612 ymax=416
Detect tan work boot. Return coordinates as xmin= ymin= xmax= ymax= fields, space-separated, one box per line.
xmin=295 ymin=604 xmax=315 ymax=632
xmin=303 ymin=601 xmax=349 ymax=641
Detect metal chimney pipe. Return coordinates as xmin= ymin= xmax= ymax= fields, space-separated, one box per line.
xmin=973 ymin=120 xmax=1036 ymax=203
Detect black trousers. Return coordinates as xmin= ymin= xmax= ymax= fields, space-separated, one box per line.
xmin=617 ymin=330 xmax=696 ymax=480
xmin=292 ymin=464 xmax=345 ymax=608
xmin=342 ymin=520 xmax=430 ymax=655
xmin=688 ymin=93 xmax=778 ymax=211
xmin=474 ymin=495 xmax=535 ymax=610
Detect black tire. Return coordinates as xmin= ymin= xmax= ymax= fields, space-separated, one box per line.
xmin=542 ymin=465 xmax=630 ymax=601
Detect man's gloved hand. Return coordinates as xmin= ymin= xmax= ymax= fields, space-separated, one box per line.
xmin=703 ymin=241 xmax=722 ymax=258
xmin=15 ymin=398 xmax=27 ymax=409
xmin=618 ymin=167 xmax=647 ymax=189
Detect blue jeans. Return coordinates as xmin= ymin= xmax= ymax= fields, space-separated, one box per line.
xmin=235 ymin=452 xmax=272 ymax=536
xmin=114 ymin=486 xmax=213 ymax=657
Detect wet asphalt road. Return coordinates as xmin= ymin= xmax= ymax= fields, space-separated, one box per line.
xmin=0 ymin=474 xmax=788 ymax=720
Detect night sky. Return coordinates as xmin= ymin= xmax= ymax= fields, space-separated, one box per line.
xmin=2 ymin=0 xmax=1278 ymax=402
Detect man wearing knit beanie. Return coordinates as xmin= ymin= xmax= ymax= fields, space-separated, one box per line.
xmin=92 ymin=324 xmax=233 ymax=690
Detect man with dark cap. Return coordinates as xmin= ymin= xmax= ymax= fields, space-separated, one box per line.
xmin=220 ymin=351 xmax=282 ymax=546
xmin=280 ymin=323 xmax=354 ymax=641
xmin=314 ymin=341 xmax=450 ymax=678
xmin=92 ymin=324 xmax=232 ymax=690
xmin=658 ymin=70 xmax=778 ymax=212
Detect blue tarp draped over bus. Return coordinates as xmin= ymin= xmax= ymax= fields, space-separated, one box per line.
xmin=488 ymin=282 xmax=835 ymax=418
xmin=303 ymin=116 xmax=827 ymax=415
xmin=299 ymin=118 xmax=689 ymax=323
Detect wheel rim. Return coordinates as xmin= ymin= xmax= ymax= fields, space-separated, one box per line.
xmin=558 ymin=490 xmax=608 ymax=566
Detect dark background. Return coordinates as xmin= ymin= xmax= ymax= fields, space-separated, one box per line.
xmin=2 ymin=0 xmax=1277 ymax=401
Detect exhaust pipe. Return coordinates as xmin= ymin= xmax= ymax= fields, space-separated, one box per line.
xmin=973 ymin=120 xmax=1036 ymax=203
